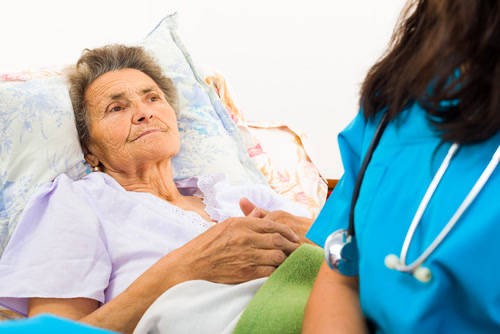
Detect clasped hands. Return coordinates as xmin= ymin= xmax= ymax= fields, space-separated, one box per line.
xmin=175 ymin=198 xmax=313 ymax=284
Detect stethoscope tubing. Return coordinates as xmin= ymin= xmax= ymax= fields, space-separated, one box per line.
xmin=398 ymin=143 xmax=459 ymax=270
xmin=348 ymin=113 xmax=389 ymax=236
xmin=396 ymin=143 xmax=500 ymax=273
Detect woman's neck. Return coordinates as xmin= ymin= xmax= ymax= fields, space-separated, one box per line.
xmin=101 ymin=159 xmax=214 ymax=222
xmin=105 ymin=160 xmax=183 ymax=203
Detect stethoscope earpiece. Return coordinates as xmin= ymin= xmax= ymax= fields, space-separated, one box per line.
xmin=413 ymin=266 xmax=432 ymax=283
xmin=384 ymin=254 xmax=432 ymax=283
xmin=384 ymin=254 xmax=400 ymax=270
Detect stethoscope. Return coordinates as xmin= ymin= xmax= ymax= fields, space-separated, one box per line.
xmin=324 ymin=113 xmax=500 ymax=283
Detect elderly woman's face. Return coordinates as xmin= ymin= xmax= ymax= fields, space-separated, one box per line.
xmin=84 ymin=68 xmax=179 ymax=172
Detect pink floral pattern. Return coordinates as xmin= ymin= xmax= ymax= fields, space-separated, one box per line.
xmin=0 ymin=68 xmax=62 ymax=82
xmin=247 ymin=143 xmax=265 ymax=158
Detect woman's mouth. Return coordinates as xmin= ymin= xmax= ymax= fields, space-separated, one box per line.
xmin=133 ymin=129 xmax=161 ymax=141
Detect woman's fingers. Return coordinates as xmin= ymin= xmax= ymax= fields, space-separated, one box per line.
xmin=224 ymin=218 xmax=299 ymax=259
xmin=262 ymin=210 xmax=314 ymax=245
xmin=255 ymin=232 xmax=299 ymax=255
xmin=263 ymin=249 xmax=288 ymax=267
xmin=239 ymin=197 xmax=256 ymax=216
xmin=244 ymin=217 xmax=300 ymax=244
xmin=252 ymin=265 xmax=277 ymax=279
xmin=239 ymin=198 xmax=314 ymax=245
xmin=239 ymin=197 xmax=270 ymax=218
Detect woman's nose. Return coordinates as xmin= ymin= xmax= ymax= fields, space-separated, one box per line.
xmin=133 ymin=104 xmax=153 ymax=124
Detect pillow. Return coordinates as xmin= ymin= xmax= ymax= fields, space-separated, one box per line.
xmin=244 ymin=122 xmax=328 ymax=219
xmin=0 ymin=12 xmax=267 ymax=257
xmin=202 ymin=70 xmax=328 ymax=219
xmin=0 ymin=78 xmax=87 ymax=255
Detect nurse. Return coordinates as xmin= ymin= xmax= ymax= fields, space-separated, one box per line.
xmin=302 ymin=0 xmax=500 ymax=333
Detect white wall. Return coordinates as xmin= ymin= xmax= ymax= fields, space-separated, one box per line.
xmin=0 ymin=0 xmax=406 ymax=178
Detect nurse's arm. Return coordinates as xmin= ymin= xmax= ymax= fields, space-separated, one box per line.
xmin=302 ymin=261 xmax=368 ymax=334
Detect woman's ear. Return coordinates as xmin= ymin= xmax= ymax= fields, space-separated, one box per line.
xmin=83 ymin=144 xmax=100 ymax=167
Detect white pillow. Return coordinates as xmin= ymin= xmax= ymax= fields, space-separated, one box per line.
xmin=0 ymin=12 xmax=267 ymax=257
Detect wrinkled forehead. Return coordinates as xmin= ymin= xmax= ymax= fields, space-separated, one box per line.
xmin=85 ymin=68 xmax=162 ymax=109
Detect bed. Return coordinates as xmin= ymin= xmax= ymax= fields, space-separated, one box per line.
xmin=0 ymin=12 xmax=335 ymax=329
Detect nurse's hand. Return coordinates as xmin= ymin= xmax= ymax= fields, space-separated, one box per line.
xmin=239 ymin=197 xmax=314 ymax=245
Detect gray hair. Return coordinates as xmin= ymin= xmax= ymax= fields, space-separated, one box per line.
xmin=65 ymin=44 xmax=178 ymax=148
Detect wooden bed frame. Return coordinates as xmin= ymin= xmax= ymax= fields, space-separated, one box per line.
xmin=326 ymin=179 xmax=339 ymax=197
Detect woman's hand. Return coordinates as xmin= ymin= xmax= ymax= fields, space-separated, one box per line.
xmin=172 ymin=213 xmax=301 ymax=284
xmin=239 ymin=197 xmax=314 ymax=245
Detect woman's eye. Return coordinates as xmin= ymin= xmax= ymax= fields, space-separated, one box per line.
xmin=149 ymin=96 xmax=159 ymax=102
xmin=110 ymin=106 xmax=122 ymax=112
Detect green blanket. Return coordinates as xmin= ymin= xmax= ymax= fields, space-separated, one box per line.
xmin=233 ymin=244 xmax=324 ymax=334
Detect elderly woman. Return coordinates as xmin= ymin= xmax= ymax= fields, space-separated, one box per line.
xmin=0 ymin=45 xmax=312 ymax=333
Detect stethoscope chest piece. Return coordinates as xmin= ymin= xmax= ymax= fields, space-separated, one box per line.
xmin=324 ymin=229 xmax=359 ymax=276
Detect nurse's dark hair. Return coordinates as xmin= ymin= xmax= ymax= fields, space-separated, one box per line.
xmin=360 ymin=0 xmax=500 ymax=144
xmin=65 ymin=44 xmax=178 ymax=149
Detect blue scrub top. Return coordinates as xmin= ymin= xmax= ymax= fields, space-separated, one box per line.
xmin=307 ymin=103 xmax=500 ymax=333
